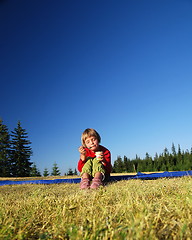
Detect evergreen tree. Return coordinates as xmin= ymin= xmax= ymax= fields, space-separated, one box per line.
xmin=171 ymin=143 xmax=176 ymax=156
xmin=183 ymin=150 xmax=191 ymax=170
xmin=136 ymin=158 xmax=145 ymax=172
xmin=67 ymin=168 xmax=73 ymax=175
xmin=144 ymin=152 xmax=153 ymax=172
xmin=177 ymin=144 xmax=183 ymax=170
xmin=51 ymin=162 xmax=61 ymax=176
xmin=43 ymin=168 xmax=49 ymax=177
xmin=153 ymin=153 xmax=160 ymax=171
xmin=163 ymin=147 xmax=169 ymax=157
xmin=30 ymin=163 xmax=41 ymax=177
xmin=74 ymin=168 xmax=78 ymax=175
xmin=0 ymin=119 xmax=11 ymax=176
xmin=10 ymin=121 xmax=33 ymax=177
xmin=170 ymin=143 xmax=177 ymax=170
xmin=113 ymin=156 xmax=124 ymax=173
xmin=132 ymin=155 xmax=141 ymax=172
xmin=123 ymin=156 xmax=134 ymax=172
xmin=178 ymin=144 xmax=181 ymax=155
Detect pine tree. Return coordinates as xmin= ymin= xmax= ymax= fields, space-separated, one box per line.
xmin=144 ymin=152 xmax=153 ymax=172
xmin=113 ymin=156 xmax=124 ymax=173
xmin=153 ymin=153 xmax=160 ymax=171
xmin=171 ymin=143 xmax=176 ymax=156
xmin=74 ymin=168 xmax=78 ymax=175
xmin=132 ymin=155 xmax=141 ymax=172
xmin=43 ymin=168 xmax=49 ymax=177
xmin=67 ymin=168 xmax=73 ymax=175
xmin=123 ymin=156 xmax=134 ymax=172
xmin=183 ymin=150 xmax=191 ymax=170
xmin=51 ymin=162 xmax=61 ymax=176
xmin=0 ymin=119 xmax=11 ymax=176
xmin=177 ymin=144 xmax=183 ymax=170
xmin=30 ymin=163 xmax=41 ymax=177
xmin=10 ymin=121 xmax=33 ymax=177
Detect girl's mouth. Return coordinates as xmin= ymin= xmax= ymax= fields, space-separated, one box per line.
xmin=89 ymin=146 xmax=95 ymax=149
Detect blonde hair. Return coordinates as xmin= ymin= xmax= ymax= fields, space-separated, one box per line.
xmin=81 ymin=128 xmax=101 ymax=147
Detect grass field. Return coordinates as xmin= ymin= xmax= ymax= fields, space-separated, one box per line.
xmin=0 ymin=176 xmax=191 ymax=240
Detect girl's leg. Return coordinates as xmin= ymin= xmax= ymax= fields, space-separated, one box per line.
xmin=80 ymin=173 xmax=91 ymax=189
xmin=82 ymin=172 xmax=91 ymax=179
xmin=94 ymin=172 xmax=103 ymax=179
xmin=92 ymin=158 xmax=105 ymax=179
xmin=80 ymin=159 xmax=92 ymax=189
xmin=80 ymin=158 xmax=92 ymax=177
xmin=90 ymin=173 xmax=104 ymax=189
xmin=90 ymin=159 xmax=105 ymax=189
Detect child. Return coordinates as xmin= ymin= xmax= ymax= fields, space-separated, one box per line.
xmin=78 ymin=128 xmax=111 ymax=189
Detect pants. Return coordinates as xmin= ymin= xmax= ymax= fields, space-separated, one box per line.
xmin=81 ymin=157 xmax=105 ymax=178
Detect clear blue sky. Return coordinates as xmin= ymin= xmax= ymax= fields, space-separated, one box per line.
xmin=1 ymin=0 xmax=192 ymax=175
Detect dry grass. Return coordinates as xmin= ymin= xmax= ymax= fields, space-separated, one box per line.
xmin=0 ymin=177 xmax=192 ymax=239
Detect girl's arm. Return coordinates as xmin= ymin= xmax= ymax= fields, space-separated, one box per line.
xmin=77 ymin=146 xmax=87 ymax=172
xmin=102 ymin=149 xmax=112 ymax=174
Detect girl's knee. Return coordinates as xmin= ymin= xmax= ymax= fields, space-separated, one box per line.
xmin=94 ymin=172 xmax=105 ymax=181
xmin=81 ymin=172 xmax=91 ymax=179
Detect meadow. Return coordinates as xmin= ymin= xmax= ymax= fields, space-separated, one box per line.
xmin=0 ymin=176 xmax=191 ymax=240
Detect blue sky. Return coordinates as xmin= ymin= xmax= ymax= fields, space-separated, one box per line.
xmin=1 ymin=0 xmax=192 ymax=175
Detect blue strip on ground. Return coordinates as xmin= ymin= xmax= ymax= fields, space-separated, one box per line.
xmin=0 ymin=171 xmax=191 ymax=186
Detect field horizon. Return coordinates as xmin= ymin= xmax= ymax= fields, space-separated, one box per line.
xmin=0 ymin=171 xmax=165 ymax=182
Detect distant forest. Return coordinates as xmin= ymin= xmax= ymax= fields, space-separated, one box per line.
xmin=112 ymin=143 xmax=192 ymax=173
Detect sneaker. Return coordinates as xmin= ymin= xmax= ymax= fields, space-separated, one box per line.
xmin=80 ymin=178 xmax=90 ymax=189
xmin=90 ymin=178 xmax=103 ymax=189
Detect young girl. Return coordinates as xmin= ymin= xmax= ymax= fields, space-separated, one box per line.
xmin=77 ymin=128 xmax=111 ymax=189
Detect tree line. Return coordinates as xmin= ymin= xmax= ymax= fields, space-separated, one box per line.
xmin=0 ymin=119 xmax=77 ymax=177
xmin=113 ymin=143 xmax=192 ymax=173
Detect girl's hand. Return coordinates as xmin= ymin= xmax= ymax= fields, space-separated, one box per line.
xmin=79 ymin=146 xmax=86 ymax=161
xmin=79 ymin=146 xmax=86 ymax=155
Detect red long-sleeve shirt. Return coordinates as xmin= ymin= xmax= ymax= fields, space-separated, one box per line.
xmin=77 ymin=145 xmax=112 ymax=175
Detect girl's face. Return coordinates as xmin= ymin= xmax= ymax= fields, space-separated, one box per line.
xmin=84 ymin=136 xmax=99 ymax=152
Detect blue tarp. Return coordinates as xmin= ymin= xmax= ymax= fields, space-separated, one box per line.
xmin=0 ymin=171 xmax=191 ymax=186
xmin=110 ymin=170 xmax=192 ymax=181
